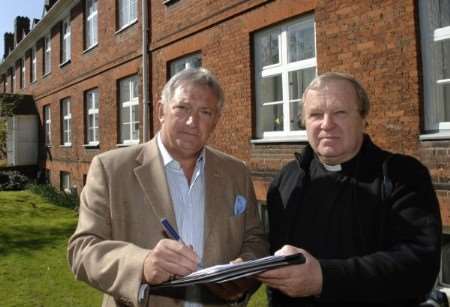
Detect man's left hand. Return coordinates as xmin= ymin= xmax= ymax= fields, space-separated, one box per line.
xmin=256 ymin=245 xmax=323 ymax=298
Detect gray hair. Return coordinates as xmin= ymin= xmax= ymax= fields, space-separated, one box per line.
xmin=161 ymin=68 xmax=225 ymax=112
xmin=301 ymin=72 xmax=370 ymax=122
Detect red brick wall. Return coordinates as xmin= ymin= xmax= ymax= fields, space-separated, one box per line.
xmin=6 ymin=1 xmax=143 ymax=192
xmin=150 ymin=0 xmax=450 ymax=225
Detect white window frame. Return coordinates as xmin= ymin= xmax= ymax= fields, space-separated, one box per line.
xmin=86 ymin=89 xmax=99 ymax=145
xmin=253 ymin=15 xmax=316 ymax=141
xmin=85 ymin=0 xmax=98 ymax=50
xmin=61 ymin=16 xmax=71 ymax=64
xmin=44 ymin=33 xmax=51 ymax=75
xmin=21 ymin=57 xmax=26 ymax=88
xmin=169 ymin=53 xmax=202 ymax=77
xmin=118 ymin=0 xmax=137 ymax=30
xmin=44 ymin=105 xmax=51 ymax=146
xmin=31 ymin=46 xmax=37 ymax=82
xmin=60 ymin=171 xmax=71 ymax=193
xmin=119 ymin=75 xmax=139 ymax=145
xmin=61 ymin=98 xmax=72 ymax=146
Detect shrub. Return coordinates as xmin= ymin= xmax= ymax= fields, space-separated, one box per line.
xmin=28 ymin=184 xmax=79 ymax=209
xmin=0 ymin=170 xmax=29 ymax=191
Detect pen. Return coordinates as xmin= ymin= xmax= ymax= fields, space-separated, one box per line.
xmin=160 ymin=218 xmax=185 ymax=244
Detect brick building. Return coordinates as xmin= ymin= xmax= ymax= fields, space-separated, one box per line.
xmin=1 ymin=0 xmax=450 ymax=289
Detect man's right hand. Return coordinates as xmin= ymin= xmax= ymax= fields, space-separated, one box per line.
xmin=143 ymin=239 xmax=199 ymax=285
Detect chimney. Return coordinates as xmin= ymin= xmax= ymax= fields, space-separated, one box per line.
xmin=32 ymin=18 xmax=40 ymax=29
xmin=3 ymin=32 xmax=14 ymax=59
xmin=14 ymin=16 xmax=30 ymax=46
xmin=44 ymin=0 xmax=58 ymax=12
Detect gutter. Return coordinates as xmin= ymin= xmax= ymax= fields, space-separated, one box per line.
xmin=141 ymin=0 xmax=150 ymax=142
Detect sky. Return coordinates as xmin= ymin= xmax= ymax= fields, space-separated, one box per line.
xmin=0 ymin=0 xmax=44 ymax=59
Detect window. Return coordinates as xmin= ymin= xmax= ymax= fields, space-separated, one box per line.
xmin=31 ymin=46 xmax=37 ymax=82
xmin=44 ymin=34 xmax=51 ymax=75
xmin=11 ymin=67 xmax=15 ymax=93
xmin=169 ymin=53 xmax=202 ymax=77
xmin=85 ymin=0 xmax=98 ymax=49
xmin=44 ymin=105 xmax=51 ymax=146
xmin=118 ymin=0 xmax=137 ymax=30
xmin=60 ymin=171 xmax=71 ymax=193
xmin=420 ymin=0 xmax=450 ymax=132
xmin=119 ymin=75 xmax=139 ymax=144
xmin=61 ymin=16 xmax=71 ymax=63
xmin=20 ymin=58 xmax=26 ymax=88
xmin=253 ymin=15 xmax=316 ymax=140
xmin=61 ymin=98 xmax=71 ymax=146
xmin=85 ymin=89 xmax=99 ymax=145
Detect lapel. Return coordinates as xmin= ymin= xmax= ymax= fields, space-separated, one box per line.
xmin=133 ymin=138 xmax=178 ymax=232
xmin=202 ymin=147 xmax=230 ymax=266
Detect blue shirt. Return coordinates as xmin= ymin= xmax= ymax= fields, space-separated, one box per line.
xmin=157 ymin=134 xmax=205 ymax=307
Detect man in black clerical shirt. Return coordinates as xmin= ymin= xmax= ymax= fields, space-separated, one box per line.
xmin=257 ymin=72 xmax=442 ymax=307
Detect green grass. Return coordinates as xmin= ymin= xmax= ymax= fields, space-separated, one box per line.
xmin=0 ymin=190 xmax=102 ymax=307
xmin=248 ymin=284 xmax=268 ymax=306
xmin=0 ymin=190 xmax=268 ymax=306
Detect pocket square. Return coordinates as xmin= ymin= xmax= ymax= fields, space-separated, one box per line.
xmin=234 ymin=195 xmax=247 ymax=216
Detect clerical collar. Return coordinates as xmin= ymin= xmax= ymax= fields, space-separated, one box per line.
xmin=321 ymin=162 xmax=342 ymax=172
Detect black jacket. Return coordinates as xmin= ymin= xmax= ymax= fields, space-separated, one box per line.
xmin=267 ymin=135 xmax=442 ymax=307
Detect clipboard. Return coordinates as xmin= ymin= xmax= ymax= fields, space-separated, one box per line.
xmin=144 ymin=253 xmax=305 ymax=290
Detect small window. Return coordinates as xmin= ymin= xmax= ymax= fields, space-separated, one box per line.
xmin=119 ymin=75 xmax=139 ymax=144
xmin=44 ymin=105 xmax=52 ymax=146
xmin=61 ymin=98 xmax=72 ymax=146
xmin=11 ymin=67 xmax=15 ymax=93
xmin=85 ymin=0 xmax=98 ymax=49
xmin=44 ymin=34 xmax=52 ymax=75
xmin=20 ymin=58 xmax=26 ymax=88
xmin=118 ymin=0 xmax=137 ymax=30
xmin=169 ymin=53 xmax=202 ymax=77
xmin=253 ymin=15 xmax=316 ymax=140
xmin=31 ymin=46 xmax=37 ymax=82
xmin=61 ymin=16 xmax=71 ymax=63
xmin=85 ymin=88 xmax=99 ymax=145
xmin=60 ymin=171 xmax=71 ymax=193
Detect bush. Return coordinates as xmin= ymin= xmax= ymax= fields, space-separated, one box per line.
xmin=0 ymin=170 xmax=29 ymax=191
xmin=28 ymin=184 xmax=79 ymax=209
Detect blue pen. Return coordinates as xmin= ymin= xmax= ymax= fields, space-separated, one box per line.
xmin=160 ymin=218 xmax=185 ymax=244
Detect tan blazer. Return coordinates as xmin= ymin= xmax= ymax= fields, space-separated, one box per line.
xmin=68 ymin=138 xmax=268 ymax=307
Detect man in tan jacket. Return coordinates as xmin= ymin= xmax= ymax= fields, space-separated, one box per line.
xmin=68 ymin=68 xmax=268 ymax=307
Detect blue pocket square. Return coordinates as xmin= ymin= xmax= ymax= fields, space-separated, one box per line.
xmin=234 ymin=195 xmax=247 ymax=216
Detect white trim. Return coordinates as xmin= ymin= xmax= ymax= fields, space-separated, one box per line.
xmin=118 ymin=0 xmax=137 ymax=30
xmin=86 ymin=88 xmax=99 ymax=145
xmin=437 ymin=79 xmax=450 ymax=84
xmin=434 ymin=26 xmax=450 ymax=41
xmin=419 ymin=131 xmax=450 ymax=141
xmin=119 ymin=75 xmax=140 ymax=144
xmin=44 ymin=105 xmax=52 ymax=145
xmin=44 ymin=33 xmax=52 ymax=75
xmin=251 ymin=134 xmax=308 ymax=144
xmin=85 ymin=0 xmax=98 ymax=49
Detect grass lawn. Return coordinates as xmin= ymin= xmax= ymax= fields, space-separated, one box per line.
xmin=0 ymin=190 xmax=102 ymax=307
xmin=0 ymin=190 xmax=268 ymax=306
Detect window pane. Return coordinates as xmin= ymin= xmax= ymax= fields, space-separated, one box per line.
xmin=260 ymin=31 xmax=280 ymax=66
xmin=132 ymin=77 xmax=138 ymax=98
xmin=132 ymin=104 xmax=138 ymax=122
xmin=120 ymin=80 xmax=130 ymax=102
xmin=121 ymin=105 xmax=130 ymax=123
xmin=261 ymin=103 xmax=283 ymax=132
xmin=121 ymin=122 xmax=130 ymax=141
xmin=438 ymin=0 xmax=450 ymax=27
xmin=261 ymin=75 xmax=282 ymax=103
xmin=436 ymin=39 xmax=450 ymax=79
xmin=288 ymin=68 xmax=316 ymax=101
xmin=290 ymin=101 xmax=304 ymax=130
xmin=132 ymin=122 xmax=139 ymax=140
xmin=130 ymin=0 xmax=137 ymax=20
xmin=440 ymin=83 xmax=450 ymax=122
xmin=169 ymin=54 xmax=202 ymax=77
xmin=287 ymin=22 xmax=315 ymax=62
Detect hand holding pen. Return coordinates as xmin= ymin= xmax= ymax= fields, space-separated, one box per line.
xmin=142 ymin=218 xmax=200 ymax=285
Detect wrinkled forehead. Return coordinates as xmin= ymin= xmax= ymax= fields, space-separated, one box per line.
xmin=305 ymin=79 xmax=359 ymax=108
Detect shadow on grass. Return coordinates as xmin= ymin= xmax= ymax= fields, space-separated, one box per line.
xmin=0 ymin=222 xmax=77 ymax=256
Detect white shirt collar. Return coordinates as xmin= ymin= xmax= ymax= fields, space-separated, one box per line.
xmin=322 ymin=162 xmax=342 ymax=172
